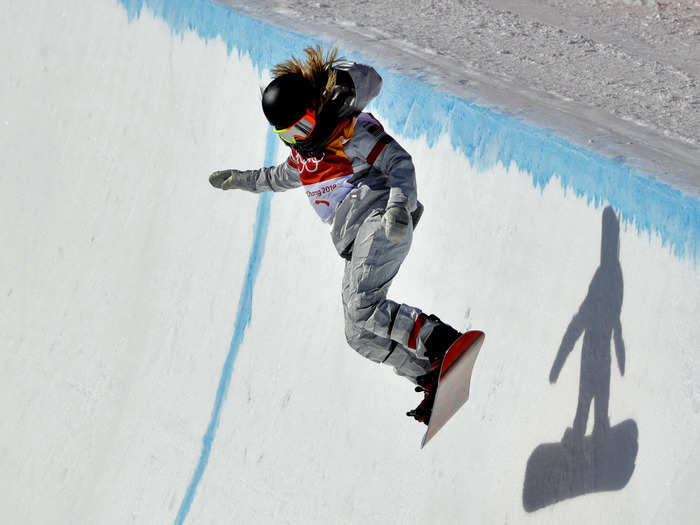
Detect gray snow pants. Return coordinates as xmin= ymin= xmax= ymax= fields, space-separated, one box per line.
xmin=341 ymin=210 xmax=434 ymax=382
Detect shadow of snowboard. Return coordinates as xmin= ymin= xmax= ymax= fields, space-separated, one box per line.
xmin=523 ymin=419 xmax=638 ymax=512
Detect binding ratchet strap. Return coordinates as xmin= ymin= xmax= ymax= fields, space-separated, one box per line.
xmin=274 ymin=108 xmax=317 ymax=144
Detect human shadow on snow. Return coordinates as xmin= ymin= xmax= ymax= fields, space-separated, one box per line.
xmin=522 ymin=206 xmax=638 ymax=512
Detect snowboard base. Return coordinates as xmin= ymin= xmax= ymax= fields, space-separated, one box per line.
xmin=421 ymin=330 xmax=485 ymax=448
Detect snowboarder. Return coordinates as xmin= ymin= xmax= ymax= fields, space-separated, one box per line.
xmin=209 ymin=46 xmax=463 ymax=424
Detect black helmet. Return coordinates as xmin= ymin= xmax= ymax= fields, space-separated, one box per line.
xmin=261 ymin=73 xmax=314 ymax=129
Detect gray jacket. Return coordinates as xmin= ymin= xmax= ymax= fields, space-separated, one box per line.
xmin=233 ymin=63 xmax=421 ymax=259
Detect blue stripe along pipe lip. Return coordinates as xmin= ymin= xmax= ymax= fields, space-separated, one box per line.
xmin=174 ymin=128 xmax=277 ymax=525
xmin=119 ymin=0 xmax=698 ymax=261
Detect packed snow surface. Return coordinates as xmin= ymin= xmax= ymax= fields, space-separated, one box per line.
xmin=2 ymin=1 xmax=699 ymax=525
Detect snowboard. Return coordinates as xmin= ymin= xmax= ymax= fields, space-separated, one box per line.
xmin=421 ymin=330 xmax=486 ymax=448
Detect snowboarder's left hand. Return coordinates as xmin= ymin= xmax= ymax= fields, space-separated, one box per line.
xmin=381 ymin=206 xmax=411 ymax=243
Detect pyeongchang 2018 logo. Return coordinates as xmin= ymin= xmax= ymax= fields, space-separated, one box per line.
xmin=306 ymin=182 xmax=338 ymax=207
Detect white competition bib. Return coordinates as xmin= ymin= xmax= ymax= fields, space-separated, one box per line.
xmin=304 ymin=174 xmax=354 ymax=222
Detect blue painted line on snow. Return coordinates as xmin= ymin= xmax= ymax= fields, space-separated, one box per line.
xmin=173 ymin=129 xmax=277 ymax=524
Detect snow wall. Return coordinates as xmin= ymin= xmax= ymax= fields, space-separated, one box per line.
xmin=2 ymin=1 xmax=699 ymax=524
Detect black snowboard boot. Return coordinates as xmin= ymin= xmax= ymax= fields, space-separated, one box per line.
xmin=406 ymin=316 xmax=462 ymax=425
xmin=423 ymin=315 xmax=462 ymax=366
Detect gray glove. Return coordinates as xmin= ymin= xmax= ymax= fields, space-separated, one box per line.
xmin=209 ymin=169 xmax=246 ymax=190
xmin=381 ymin=206 xmax=411 ymax=243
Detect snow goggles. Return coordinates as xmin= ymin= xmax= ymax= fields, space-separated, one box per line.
xmin=273 ymin=109 xmax=316 ymax=144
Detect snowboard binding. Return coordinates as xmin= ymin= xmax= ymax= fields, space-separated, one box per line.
xmin=406 ymin=388 xmax=435 ymax=424
xmin=407 ymin=318 xmax=462 ymax=425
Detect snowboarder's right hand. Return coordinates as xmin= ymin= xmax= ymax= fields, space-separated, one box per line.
xmin=381 ymin=206 xmax=411 ymax=243
xmin=209 ymin=169 xmax=245 ymax=190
